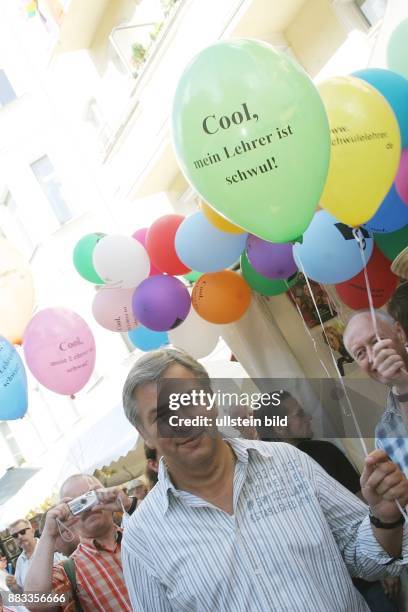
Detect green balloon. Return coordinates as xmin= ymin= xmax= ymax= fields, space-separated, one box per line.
xmin=387 ymin=19 xmax=408 ymax=80
xmin=73 ymin=233 xmax=106 ymax=284
xmin=183 ymin=270 xmax=203 ymax=282
xmin=374 ymin=224 xmax=408 ymax=261
xmin=241 ymin=251 xmax=298 ymax=296
xmin=172 ymin=39 xmax=330 ymax=243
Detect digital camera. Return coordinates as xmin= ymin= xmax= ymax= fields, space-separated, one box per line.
xmin=68 ymin=490 xmax=99 ymax=516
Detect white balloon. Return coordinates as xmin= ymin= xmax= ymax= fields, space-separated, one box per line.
xmin=168 ymin=307 xmax=219 ymax=358
xmin=92 ymin=235 xmax=150 ymax=289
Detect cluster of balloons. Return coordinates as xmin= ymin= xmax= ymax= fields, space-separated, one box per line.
xmin=73 ymin=213 xmax=255 ymax=359
xmin=171 ymin=39 xmax=408 ymax=311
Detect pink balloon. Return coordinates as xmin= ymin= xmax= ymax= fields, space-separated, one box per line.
xmin=132 ymin=228 xmax=160 ymax=276
xmin=395 ymin=148 xmax=408 ymax=205
xmin=23 ymin=308 xmax=96 ymax=396
xmin=92 ymin=287 xmax=138 ymax=332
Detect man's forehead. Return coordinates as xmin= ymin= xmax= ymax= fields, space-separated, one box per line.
xmin=134 ymin=366 xmax=203 ymax=412
xmin=345 ymin=313 xmax=393 ymax=345
xmin=63 ymin=477 xmax=99 ymax=497
xmin=11 ymin=522 xmax=29 ymax=533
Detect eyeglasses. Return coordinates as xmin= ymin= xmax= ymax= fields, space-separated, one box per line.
xmin=11 ymin=528 xmax=30 ymax=539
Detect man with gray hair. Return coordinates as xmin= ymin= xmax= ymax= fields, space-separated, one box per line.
xmin=343 ymin=309 xmax=408 ymax=474
xmin=121 ymin=347 xmax=408 ymax=612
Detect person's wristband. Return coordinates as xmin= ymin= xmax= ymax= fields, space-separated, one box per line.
xmin=369 ymin=513 xmax=405 ymax=529
xmin=127 ymin=496 xmax=138 ymax=515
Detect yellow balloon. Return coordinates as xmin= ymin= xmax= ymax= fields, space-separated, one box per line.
xmin=318 ymin=76 xmax=401 ymax=227
xmin=0 ymin=239 xmax=35 ymax=344
xmin=200 ymin=201 xmax=245 ymax=234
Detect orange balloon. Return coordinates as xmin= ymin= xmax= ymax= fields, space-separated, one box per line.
xmin=0 ymin=239 xmax=34 ymax=344
xmin=192 ymin=271 xmax=251 ymax=324
xmin=200 ymin=202 xmax=245 ymax=235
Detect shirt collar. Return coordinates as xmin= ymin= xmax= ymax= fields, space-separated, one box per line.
xmin=156 ymin=437 xmax=267 ymax=515
xmin=20 ymin=538 xmax=38 ymax=560
xmin=386 ymin=391 xmax=402 ymax=416
xmin=80 ymin=526 xmax=123 ymax=552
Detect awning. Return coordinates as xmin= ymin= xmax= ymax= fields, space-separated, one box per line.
xmin=0 ymin=467 xmax=40 ymax=506
xmin=57 ymin=402 xmax=139 ymax=485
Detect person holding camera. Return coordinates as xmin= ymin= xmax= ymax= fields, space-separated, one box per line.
xmin=24 ymin=474 xmax=138 ymax=611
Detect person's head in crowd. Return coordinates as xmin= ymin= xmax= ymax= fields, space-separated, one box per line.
xmin=59 ymin=474 xmax=115 ymax=540
xmin=343 ymin=309 xmax=407 ymax=385
xmin=0 ymin=555 xmax=7 ymax=571
xmin=128 ymin=478 xmax=148 ymax=501
xmin=9 ymin=519 xmax=35 ymax=553
xmin=388 ymin=282 xmax=408 ymax=338
xmin=144 ymin=443 xmax=159 ymax=489
xmin=123 ymin=348 xmax=220 ymax=472
xmin=39 ymin=508 xmax=79 ymax=556
xmin=256 ymin=391 xmax=313 ymax=442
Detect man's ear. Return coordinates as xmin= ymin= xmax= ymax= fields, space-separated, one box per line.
xmin=147 ymin=458 xmax=159 ymax=472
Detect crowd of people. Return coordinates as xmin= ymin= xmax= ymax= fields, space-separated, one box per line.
xmin=1 ymin=282 xmax=408 ymax=611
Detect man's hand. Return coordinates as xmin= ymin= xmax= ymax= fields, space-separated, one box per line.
xmin=361 ymin=450 xmax=408 ymax=523
xmin=381 ymin=576 xmax=400 ymax=599
xmin=94 ymin=487 xmax=132 ymax=513
xmin=5 ymin=574 xmax=23 ymax=594
xmin=372 ymin=339 xmax=408 ymax=388
xmin=41 ymin=498 xmax=78 ymax=540
xmin=5 ymin=574 xmax=17 ymax=590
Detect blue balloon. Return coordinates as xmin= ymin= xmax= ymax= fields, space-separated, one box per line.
xmin=175 ymin=211 xmax=247 ymax=273
xmin=353 ymin=68 xmax=408 ymax=147
xmin=365 ymin=184 xmax=408 ymax=233
xmin=128 ymin=326 xmax=169 ymax=351
xmin=0 ymin=337 xmax=28 ymax=420
xmin=293 ymin=211 xmax=374 ymax=284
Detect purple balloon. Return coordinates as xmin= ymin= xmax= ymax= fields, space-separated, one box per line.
xmin=246 ymin=235 xmax=298 ymax=279
xmin=132 ymin=275 xmax=191 ymax=332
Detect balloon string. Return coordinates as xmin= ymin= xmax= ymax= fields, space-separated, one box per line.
xmin=285 ymin=280 xmax=332 ymax=379
xmin=296 ymin=255 xmax=360 ymax=422
xmin=352 ymin=228 xmax=408 ymax=520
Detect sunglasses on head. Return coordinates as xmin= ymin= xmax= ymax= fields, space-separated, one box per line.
xmin=11 ymin=528 xmax=30 ymax=539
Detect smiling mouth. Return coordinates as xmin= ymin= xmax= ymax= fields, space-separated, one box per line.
xmin=179 ymin=430 xmax=205 ymax=446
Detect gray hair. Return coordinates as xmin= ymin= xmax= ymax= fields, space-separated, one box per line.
xmin=343 ymin=309 xmax=396 ymax=352
xmin=9 ymin=518 xmax=31 ymax=531
xmin=122 ymin=348 xmax=210 ymax=428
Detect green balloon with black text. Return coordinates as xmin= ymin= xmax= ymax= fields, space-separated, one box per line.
xmin=172 ymin=39 xmax=330 ymax=243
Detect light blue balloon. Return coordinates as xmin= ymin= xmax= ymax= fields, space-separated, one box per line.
xmin=0 ymin=337 xmax=28 ymax=420
xmin=175 ymin=211 xmax=247 ymax=273
xmin=293 ymin=211 xmax=374 ymax=284
xmin=365 ymin=184 xmax=408 ymax=234
xmin=128 ymin=326 xmax=169 ymax=351
xmin=353 ymin=68 xmax=408 ymax=147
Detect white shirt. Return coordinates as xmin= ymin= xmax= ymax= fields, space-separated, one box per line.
xmin=15 ymin=540 xmax=65 ymax=588
xmin=122 ymin=438 xmax=408 ymax=612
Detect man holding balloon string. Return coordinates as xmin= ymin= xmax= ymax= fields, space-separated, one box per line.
xmin=121 ymin=347 xmax=408 ymax=612
xmin=344 ymin=310 xmax=408 ymax=475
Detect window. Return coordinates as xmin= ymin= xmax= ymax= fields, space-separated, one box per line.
xmin=31 ymin=155 xmax=73 ymax=225
xmin=0 ymin=191 xmax=34 ymax=258
xmin=0 ymin=70 xmax=17 ymax=107
xmin=0 ymin=422 xmax=25 ymax=467
xmin=355 ymin=0 xmax=386 ymax=26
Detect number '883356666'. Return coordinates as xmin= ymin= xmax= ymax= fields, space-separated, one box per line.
xmin=1 ymin=592 xmax=67 ymax=605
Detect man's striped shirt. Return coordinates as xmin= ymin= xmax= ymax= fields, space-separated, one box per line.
xmin=122 ymin=438 xmax=408 ymax=611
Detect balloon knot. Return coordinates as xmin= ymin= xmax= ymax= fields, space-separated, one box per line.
xmin=70 ymin=394 xmax=76 ymax=400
